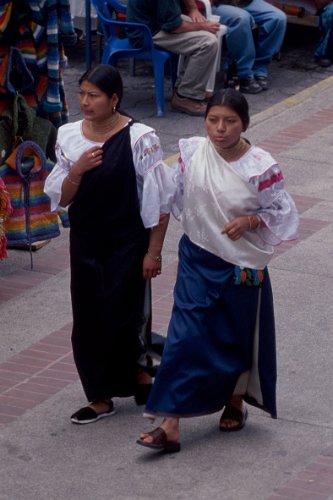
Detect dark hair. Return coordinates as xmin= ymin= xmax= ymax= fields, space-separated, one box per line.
xmin=78 ymin=64 xmax=123 ymax=108
xmin=205 ymin=89 xmax=250 ymax=130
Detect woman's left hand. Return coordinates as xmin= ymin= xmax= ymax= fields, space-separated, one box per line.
xmin=143 ymin=254 xmax=162 ymax=279
xmin=222 ymin=216 xmax=249 ymax=241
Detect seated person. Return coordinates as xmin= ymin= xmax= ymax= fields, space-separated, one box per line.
xmin=313 ymin=0 xmax=333 ymax=66
xmin=210 ymin=0 xmax=287 ymax=93
xmin=126 ymin=0 xmax=220 ymax=116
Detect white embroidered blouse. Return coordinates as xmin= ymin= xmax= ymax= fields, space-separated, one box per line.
xmin=44 ymin=120 xmax=177 ymax=228
xmin=173 ymin=137 xmax=299 ymax=269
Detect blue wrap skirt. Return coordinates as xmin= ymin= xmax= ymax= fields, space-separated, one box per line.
xmin=145 ymin=234 xmax=277 ymax=418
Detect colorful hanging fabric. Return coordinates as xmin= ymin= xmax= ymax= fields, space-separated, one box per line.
xmin=0 ymin=1 xmax=12 ymax=33
xmin=0 ymin=91 xmax=69 ymax=258
xmin=0 ymin=0 xmax=76 ymax=127
xmin=0 ymin=176 xmax=12 ymax=259
xmin=0 ymin=141 xmax=64 ymax=250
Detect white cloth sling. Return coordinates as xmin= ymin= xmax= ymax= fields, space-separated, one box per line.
xmin=182 ymin=139 xmax=275 ymax=269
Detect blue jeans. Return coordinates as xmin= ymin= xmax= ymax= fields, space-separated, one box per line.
xmin=212 ymin=0 xmax=287 ymax=79
xmin=315 ymin=2 xmax=333 ymax=59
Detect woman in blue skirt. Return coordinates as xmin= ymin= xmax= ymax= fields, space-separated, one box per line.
xmin=136 ymin=88 xmax=299 ymax=453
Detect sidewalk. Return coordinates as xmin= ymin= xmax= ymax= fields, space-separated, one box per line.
xmin=1 ymin=59 xmax=333 ymax=498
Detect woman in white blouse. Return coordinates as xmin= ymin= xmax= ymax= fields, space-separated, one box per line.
xmin=44 ymin=64 xmax=176 ymax=424
xmin=137 ymin=88 xmax=299 ymax=453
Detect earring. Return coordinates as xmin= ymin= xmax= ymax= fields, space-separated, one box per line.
xmin=113 ymin=106 xmax=116 ymax=113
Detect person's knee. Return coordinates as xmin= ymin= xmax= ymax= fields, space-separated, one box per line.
xmin=324 ymin=1 xmax=333 ymax=17
xmin=229 ymin=10 xmax=252 ymax=29
xmin=235 ymin=9 xmax=252 ymax=25
xmin=273 ymin=8 xmax=287 ymax=28
xmin=325 ymin=1 xmax=333 ymax=11
xmin=201 ymin=32 xmax=218 ymax=54
xmin=214 ymin=6 xmax=251 ymax=28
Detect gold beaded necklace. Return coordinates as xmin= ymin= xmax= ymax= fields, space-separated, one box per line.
xmin=86 ymin=111 xmax=121 ymax=138
xmin=215 ymin=137 xmax=249 ymax=162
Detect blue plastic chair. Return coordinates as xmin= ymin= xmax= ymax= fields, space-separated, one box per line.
xmin=90 ymin=0 xmax=178 ymax=117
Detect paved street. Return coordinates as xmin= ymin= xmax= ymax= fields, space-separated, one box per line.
xmin=1 ymin=25 xmax=333 ymax=499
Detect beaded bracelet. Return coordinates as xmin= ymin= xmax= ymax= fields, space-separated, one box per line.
xmin=146 ymin=251 xmax=162 ymax=262
xmin=67 ymin=173 xmax=81 ymax=186
xmin=248 ymin=215 xmax=261 ymax=231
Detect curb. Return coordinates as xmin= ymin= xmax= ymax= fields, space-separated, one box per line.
xmin=251 ymin=74 xmax=333 ymax=126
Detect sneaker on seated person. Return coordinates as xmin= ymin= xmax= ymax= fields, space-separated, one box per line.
xmin=239 ymin=78 xmax=263 ymax=94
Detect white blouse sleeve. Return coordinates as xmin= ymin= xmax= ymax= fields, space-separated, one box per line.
xmin=251 ymin=164 xmax=299 ymax=245
xmin=132 ymin=129 xmax=179 ymax=228
xmin=44 ymin=143 xmax=73 ymax=211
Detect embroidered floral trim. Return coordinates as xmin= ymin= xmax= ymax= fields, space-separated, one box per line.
xmin=139 ymin=143 xmax=160 ymax=160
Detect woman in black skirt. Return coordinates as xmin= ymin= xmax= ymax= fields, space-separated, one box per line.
xmin=45 ymin=65 xmax=176 ymax=424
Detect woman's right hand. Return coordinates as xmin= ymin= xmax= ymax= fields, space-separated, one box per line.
xmin=72 ymin=146 xmax=103 ymax=176
xmin=60 ymin=146 xmax=103 ymax=207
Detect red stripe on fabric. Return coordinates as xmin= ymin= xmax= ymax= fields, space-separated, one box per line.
xmin=258 ymin=171 xmax=284 ymax=192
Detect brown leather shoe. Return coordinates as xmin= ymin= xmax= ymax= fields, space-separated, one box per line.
xmin=171 ymin=93 xmax=207 ymax=116
xmin=219 ymin=405 xmax=248 ymax=432
xmin=136 ymin=427 xmax=181 ymax=453
xmin=204 ymin=90 xmax=214 ymax=101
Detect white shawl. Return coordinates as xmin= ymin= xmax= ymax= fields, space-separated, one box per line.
xmin=181 ymin=138 xmax=298 ymax=269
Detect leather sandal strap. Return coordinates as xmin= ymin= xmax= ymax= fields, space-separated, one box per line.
xmin=147 ymin=427 xmax=168 ymax=446
xmin=220 ymin=405 xmax=244 ymax=423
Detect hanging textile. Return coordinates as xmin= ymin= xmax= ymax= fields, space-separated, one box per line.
xmin=0 ymin=141 xmax=68 ymax=268
xmin=0 ymin=46 xmax=69 ymax=264
xmin=0 ymin=177 xmax=12 ymax=259
xmin=0 ymin=0 xmax=76 ymax=127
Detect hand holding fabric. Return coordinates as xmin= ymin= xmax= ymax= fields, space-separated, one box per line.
xmin=222 ymin=216 xmax=251 ymax=241
xmin=73 ymin=146 xmax=103 ymax=176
